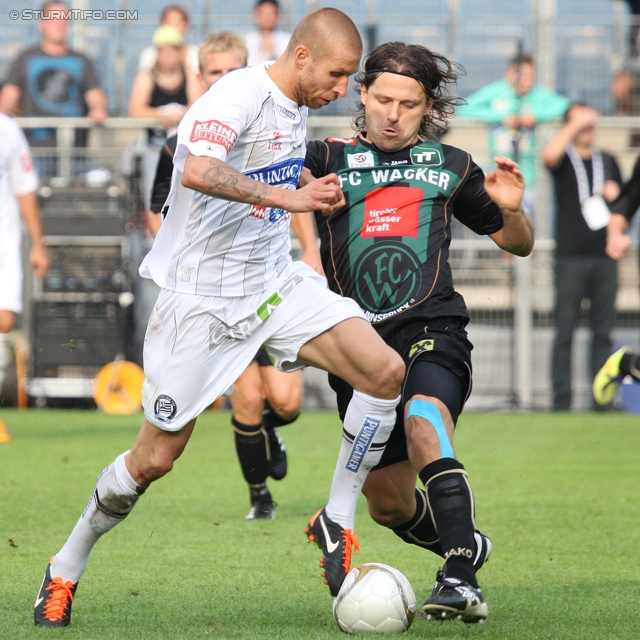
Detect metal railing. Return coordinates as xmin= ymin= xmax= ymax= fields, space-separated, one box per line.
xmin=12 ymin=115 xmax=640 ymax=410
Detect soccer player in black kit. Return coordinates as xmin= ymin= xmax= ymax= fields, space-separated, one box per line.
xmin=304 ymin=42 xmax=534 ymax=623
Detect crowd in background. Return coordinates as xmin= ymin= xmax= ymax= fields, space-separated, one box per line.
xmin=3 ymin=0 xmax=640 ymax=414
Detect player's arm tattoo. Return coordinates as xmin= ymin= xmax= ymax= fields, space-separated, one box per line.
xmin=198 ymin=157 xmax=272 ymax=204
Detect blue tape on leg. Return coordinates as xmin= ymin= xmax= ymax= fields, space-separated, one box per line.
xmin=406 ymin=399 xmax=454 ymax=459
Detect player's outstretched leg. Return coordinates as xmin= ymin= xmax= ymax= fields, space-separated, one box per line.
xmin=299 ymin=318 xmax=403 ymax=596
xmin=305 ymin=390 xmax=399 ymax=595
xmin=592 ymin=345 xmax=640 ymax=405
xmin=34 ymin=452 xmax=145 ymax=627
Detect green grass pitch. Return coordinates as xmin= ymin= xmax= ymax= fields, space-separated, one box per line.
xmin=1 ymin=408 xmax=639 ymax=639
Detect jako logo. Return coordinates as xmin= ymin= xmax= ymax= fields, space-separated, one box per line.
xmin=444 ymin=547 xmax=473 ymax=560
xmin=190 ymin=120 xmax=238 ymax=152
xmin=345 ymin=416 xmax=381 ymax=473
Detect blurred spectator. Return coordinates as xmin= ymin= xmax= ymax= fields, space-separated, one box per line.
xmin=129 ymin=25 xmax=200 ymax=146
xmin=543 ymin=104 xmax=622 ymax=411
xmin=0 ymin=0 xmax=108 ymax=172
xmin=458 ymin=54 xmax=570 ymax=214
xmin=147 ymin=31 xmax=248 ymax=236
xmin=605 ymin=153 xmax=640 ymax=260
xmin=138 ymin=5 xmax=199 ymax=76
xmin=244 ymin=0 xmax=291 ymax=65
xmin=611 ymin=1 xmax=640 ymax=116
xmin=0 ymin=114 xmax=50 ymax=441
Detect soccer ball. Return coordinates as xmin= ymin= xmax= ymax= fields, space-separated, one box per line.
xmin=333 ymin=563 xmax=416 ymax=634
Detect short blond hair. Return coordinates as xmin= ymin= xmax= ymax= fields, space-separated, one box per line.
xmin=198 ymin=31 xmax=248 ymax=73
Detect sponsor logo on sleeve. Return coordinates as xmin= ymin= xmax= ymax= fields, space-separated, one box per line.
xmin=345 ymin=416 xmax=381 ymax=473
xmin=154 ymin=395 xmax=177 ymax=423
xmin=410 ymin=147 xmax=443 ymax=166
xmin=361 ymin=186 xmax=421 ymax=238
xmin=21 ymin=152 xmax=34 ymax=173
xmin=328 ymin=137 xmax=357 ymax=145
xmin=347 ymin=150 xmax=375 ymax=168
xmin=190 ymin=120 xmax=238 ymax=152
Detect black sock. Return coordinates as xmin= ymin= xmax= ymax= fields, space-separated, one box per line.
xmin=392 ymin=488 xmax=443 ymax=557
xmin=420 ymin=458 xmax=478 ymax=588
xmin=249 ymin=485 xmax=271 ymax=505
xmin=262 ymin=400 xmax=299 ymax=431
xmin=232 ymin=416 xmax=269 ymax=486
xmin=620 ymin=352 xmax=640 ymax=381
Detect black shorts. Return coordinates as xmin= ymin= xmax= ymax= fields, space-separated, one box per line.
xmin=254 ymin=347 xmax=273 ymax=367
xmin=328 ymin=317 xmax=473 ymax=470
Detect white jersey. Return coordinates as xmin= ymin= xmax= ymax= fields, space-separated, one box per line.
xmin=140 ymin=62 xmax=308 ymax=298
xmin=0 ymin=114 xmax=38 ymax=313
xmin=0 ymin=113 xmax=38 ymax=253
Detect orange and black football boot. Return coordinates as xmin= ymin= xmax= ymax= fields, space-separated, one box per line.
xmin=305 ymin=507 xmax=359 ymax=596
xmin=34 ymin=559 xmax=78 ymax=627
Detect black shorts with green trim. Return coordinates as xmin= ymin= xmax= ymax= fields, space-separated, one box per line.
xmin=328 ymin=317 xmax=473 ymax=470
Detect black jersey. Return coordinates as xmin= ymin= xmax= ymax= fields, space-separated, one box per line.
xmin=304 ymin=135 xmax=504 ymax=338
xmin=149 ymin=134 xmax=177 ymax=214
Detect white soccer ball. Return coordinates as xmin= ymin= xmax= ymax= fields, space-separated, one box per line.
xmin=333 ymin=563 xmax=416 ymax=634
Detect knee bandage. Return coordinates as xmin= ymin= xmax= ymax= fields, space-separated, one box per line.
xmin=407 ymin=399 xmax=454 ymax=459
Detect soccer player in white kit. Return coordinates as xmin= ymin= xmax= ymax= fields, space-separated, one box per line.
xmin=34 ymin=9 xmax=404 ymax=627
xmin=0 ymin=114 xmax=49 ymax=442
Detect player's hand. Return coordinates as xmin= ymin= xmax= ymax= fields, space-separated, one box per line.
xmin=287 ymin=174 xmax=345 ymax=214
xmin=30 ymin=243 xmax=50 ymax=277
xmin=606 ymin=231 xmax=631 ymax=260
xmin=484 ymin=156 xmax=525 ymax=212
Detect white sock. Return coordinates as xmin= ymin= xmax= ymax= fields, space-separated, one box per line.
xmin=0 ymin=333 xmax=9 ymax=392
xmin=51 ymin=452 xmax=144 ymax=583
xmin=325 ymin=390 xmax=400 ymax=531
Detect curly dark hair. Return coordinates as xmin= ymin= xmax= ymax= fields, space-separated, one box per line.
xmin=353 ymin=42 xmax=465 ymax=140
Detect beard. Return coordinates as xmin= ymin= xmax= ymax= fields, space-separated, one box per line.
xmin=295 ymin=65 xmax=328 ymax=109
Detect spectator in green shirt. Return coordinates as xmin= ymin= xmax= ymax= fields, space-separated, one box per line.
xmin=458 ymin=54 xmax=570 ymax=215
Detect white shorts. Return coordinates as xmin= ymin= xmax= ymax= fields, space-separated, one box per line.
xmin=142 ymin=262 xmax=364 ymax=430
xmin=0 ymin=236 xmax=23 ymax=313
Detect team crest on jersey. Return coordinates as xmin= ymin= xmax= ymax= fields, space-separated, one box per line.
xmin=190 ymin=120 xmax=238 ymax=152
xmin=347 ymin=151 xmax=375 ymax=168
xmin=154 ymin=395 xmax=177 ymax=424
xmin=354 ymin=240 xmax=422 ymax=315
xmin=328 ymin=137 xmax=357 ymax=145
xmin=361 ymin=186 xmax=421 ymax=238
xmin=410 ymin=147 xmax=443 ymax=166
